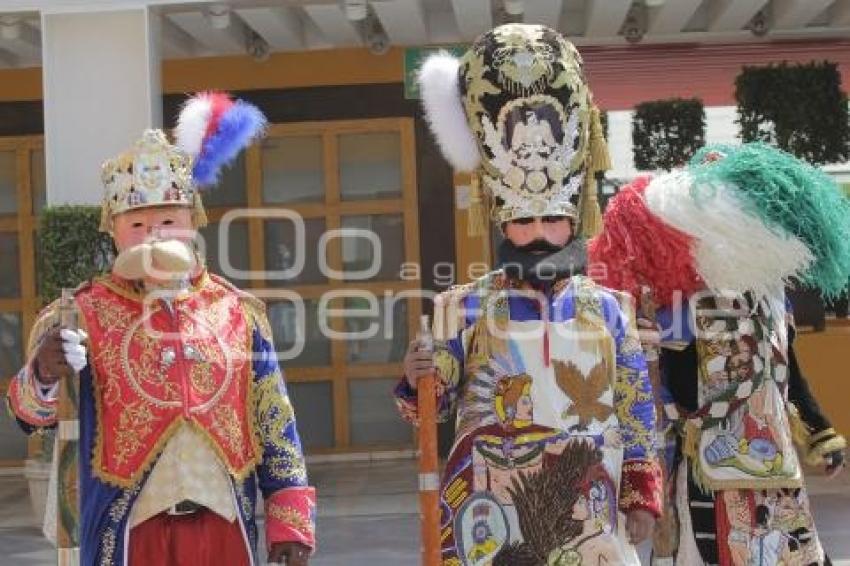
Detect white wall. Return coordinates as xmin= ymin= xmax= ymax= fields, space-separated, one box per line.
xmin=607 ymin=105 xmax=739 ymax=179
xmin=42 ymin=8 xmax=161 ymax=206
xmin=606 ymin=105 xmax=850 ymax=182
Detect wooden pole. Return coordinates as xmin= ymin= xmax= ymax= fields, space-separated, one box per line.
xmin=641 ymin=288 xmax=678 ymax=560
xmin=417 ymin=315 xmax=441 ymax=566
xmin=56 ymin=288 xmax=80 ymax=566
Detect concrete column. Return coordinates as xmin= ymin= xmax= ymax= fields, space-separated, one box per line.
xmin=41 ymin=7 xmax=161 ymax=205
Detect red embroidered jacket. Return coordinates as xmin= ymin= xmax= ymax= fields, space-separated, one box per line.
xmin=7 ymin=271 xmax=315 ymax=564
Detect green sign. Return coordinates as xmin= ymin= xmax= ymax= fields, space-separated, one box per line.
xmin=404 ymin=46 xmax=467 ymax=100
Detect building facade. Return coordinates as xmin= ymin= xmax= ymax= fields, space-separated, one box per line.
xmin=0 ymin=0 xmax=849 ymax=465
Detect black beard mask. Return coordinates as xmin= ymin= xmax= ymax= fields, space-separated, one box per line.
xmin=498 ymin=237 xmax=587 ymax=285
xmin=514 ymin=238 xmax=563 ymax=255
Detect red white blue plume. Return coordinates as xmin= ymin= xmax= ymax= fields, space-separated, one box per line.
xmin=175 ymin=91 xmax=267 ymax=187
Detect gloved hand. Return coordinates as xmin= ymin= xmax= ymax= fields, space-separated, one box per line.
xmin=34 ymin=327 xmax=88 ymax=384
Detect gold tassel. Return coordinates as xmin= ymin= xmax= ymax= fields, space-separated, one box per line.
xmin=192 ymin=192 xmax=209 ymax=228
xmin=588 ymin=104 xmax=612 ymax=172
xmin=681 ymin=420 xmax=711 ymax=491
xmin=578 ymin=164 xmax=602 ymax=238
xmin=99 ymin=202 xmax=112 ymax=233
xmin=578 ymin=104 xmax=610 ymax=239
xmin=466 ymin=173 xmax=487 ymax=237
xmin=682 ymin=420 xmax=701 ymax=463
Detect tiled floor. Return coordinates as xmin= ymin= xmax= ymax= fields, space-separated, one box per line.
xmin=0 ymin=459 xmax=422 ymax=566
xmin=0 ymin=460 xmax=848 ymax=565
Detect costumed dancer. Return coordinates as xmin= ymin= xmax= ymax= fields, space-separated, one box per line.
xmin=589 ymin=143 xmax=849 ymax=565
xmin=7 ymin=93 xmax=316 ymax=566
xmin=395 ymin=24 xmax=663 ymax=565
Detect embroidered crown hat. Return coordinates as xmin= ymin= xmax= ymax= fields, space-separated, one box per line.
xmin=100 ymin=129 xmax=200 ymax=231
xmin=418 ymin=24 xmax=610 ymax=236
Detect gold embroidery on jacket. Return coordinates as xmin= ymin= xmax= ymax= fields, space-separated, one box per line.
xmin=267 ymin=503 xmax=313 ymax=535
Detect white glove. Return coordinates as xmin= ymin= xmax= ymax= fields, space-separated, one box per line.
xmin=60 ymin=328 xmax=88 ymax=372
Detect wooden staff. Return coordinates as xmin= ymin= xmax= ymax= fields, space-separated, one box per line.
xmin=57 ymin=288 xmax=81 ymax=565
xmin=417 ymin=314 xmax=441 ymax=566
xmin=640 ymin=287 xmax=678 ymax=560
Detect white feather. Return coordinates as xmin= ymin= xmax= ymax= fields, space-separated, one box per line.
xmin=175 ymin=95 xmax=213 ymax=158
xmin=418 ymin=52 xmax=480 ymax=172
xmin=645 ymin=171 xmax=813 ymax=299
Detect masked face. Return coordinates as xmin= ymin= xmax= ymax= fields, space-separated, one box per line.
xmin=111 ymin=206 xmax=196 ymax=282
xmin=112 ymin=206 xmax=194 ymax=250
xmin=503 ymin=215 xmax=572 ymax=253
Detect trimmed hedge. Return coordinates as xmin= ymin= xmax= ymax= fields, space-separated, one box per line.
xmin=38 ymin=206 xmax=114 ymax=304
xmin=735 ymin=61 xmax=849 ymax=165
xmin=632 ymin=98 xmax=706 ymax=171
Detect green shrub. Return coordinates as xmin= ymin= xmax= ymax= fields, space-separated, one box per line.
xmin=735 ymin=61 xmax=849 ymax=164
xmin=632 ymin=98 xmax=705 ymax=171
xmin=38 ymin=206 xmax=114 ymax=304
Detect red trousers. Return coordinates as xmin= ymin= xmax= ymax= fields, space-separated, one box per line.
xmin=128 ymin=510 xmax=250 ymax=566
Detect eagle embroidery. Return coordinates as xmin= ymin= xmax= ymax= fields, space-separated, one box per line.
xmin=554 ymin=359 xmax=613 ymax=429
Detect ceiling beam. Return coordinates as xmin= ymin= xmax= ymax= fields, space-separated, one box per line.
xmin=830 ymin=0 xmax=850 ymax=26
xmin=0 ymin=0 xmax=188 ymax=13
xmin=159 ymin=15 xmax=199 ymax=58
xmin=302 ymin=3 xmax=360 ymax=47
xmin=0 ymin=16 xmax=40 ymax=62
xmin=647 ymin=0 xmax=704 ymax=35
xmin=372 ymin=0 xmax=428 ymax=46
xmin=426 ymin=8 xmax=460 ymax=44
xmin=236 ymin=6 xmax=304 ymax=52
xmin=0 ymin=47 xmax=19 ymax=67
xmin=772 ymin=0 xmax=835 ymax=29
xmin=584 ymin=0 xmax=631 ymax=38
xmin=300 ymin=15 xmax=333 ymax=50
xmin=707 ymin=0 xmax=769 ymax=32
xmin=167 ymin=10 xmax=250 ymax=55
xmin=450 ymin=0 xmax=492 ymax=41
xmin=523 ymin=0 xmax=563 ymax=29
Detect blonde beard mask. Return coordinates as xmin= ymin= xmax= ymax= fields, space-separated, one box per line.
xmin=112 ymin=239 xmax=196 ymax=282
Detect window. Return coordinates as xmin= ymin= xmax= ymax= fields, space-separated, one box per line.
xmin=206 ymin=118 xmax=421 ymax=452
xmin=5 ymin=120 xmax=422 ymax=456
xmin=0 ymin=136 xmax=42 ymax=466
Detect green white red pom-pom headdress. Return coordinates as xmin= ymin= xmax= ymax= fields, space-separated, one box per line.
xmin=590 ymin=143 xmax=850 ymax=305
